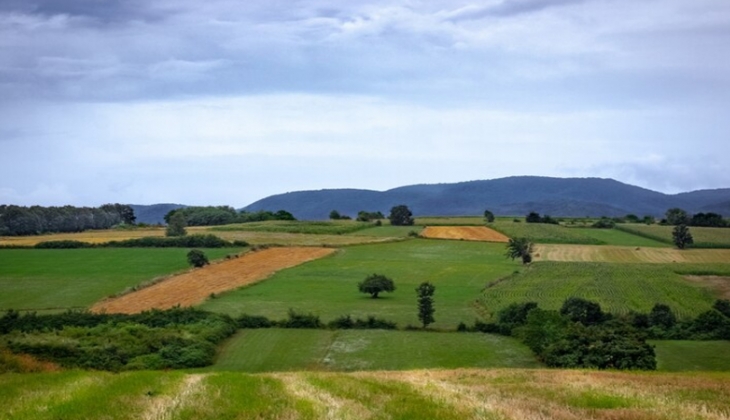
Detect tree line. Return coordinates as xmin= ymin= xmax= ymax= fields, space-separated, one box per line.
xmin=0 ymin=204 xmax=136 ymax=236
xmin=164 ymin=207 xmax=296 ymax=227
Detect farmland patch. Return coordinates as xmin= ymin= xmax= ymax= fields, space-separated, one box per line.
xmin=421 ymin=226 xmax=510 ymax=242
xmin=534 ymin=244 xmax=730 ymax=263
xmin=617 ymin=224 xmax=730 ymax=248
xmin=91 ymin=247 xmax=336 ymax=314
xmin=684 ymin=275 xmax=730 ymax=299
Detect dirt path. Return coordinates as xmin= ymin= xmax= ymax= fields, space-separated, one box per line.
xmin=91 ymin=247 xmax=336 ymax=314
xmin=421 ymin=226 xmax=510 ymax=242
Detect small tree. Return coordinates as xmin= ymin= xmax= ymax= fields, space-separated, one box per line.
xmin=187 ymin=249 xmax=209 ymax=268
xmin=358 ymin=274 xmax=395 ymax=299
xmin=505 ymin=237 xmax=533 ymax=264
xmin=672 ymin=224 xmax=693 ymax=249
xmin=525 ymin=212 xmax=542 ymax=223
xmin=329 ymin=210 xmax=341 ymax=220
xmin=416 ymin=282 xmax=435 ymax=328
xmin=166 ymin=211 xmax=187 ymax=237
xmin=389 ymin=205 xmax=414 ymax=226
xmin=484 ymin=210 xmax=495 ymax=223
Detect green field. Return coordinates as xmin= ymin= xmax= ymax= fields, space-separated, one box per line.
xmin=490 ymin=221 xmax=606 ymax=244
xmin=564 ymin=228 xmax=668 ymax=247
xmin=0 ymin=248 xmax=238 ymax=312
xmin=415 ymin=216 xmax=484 ymax=226
xmin=210 ymin=329 xmax=540 ymax=372
xmin=349 ymin=225 xmax=423 ymax=237
xmin=210 ymin=220 xmax=374 ymax=235
xmin=478 ymin=262 xmax=728 ymax=319
xmin=200 ymin=239 xmax=520 ymax=328
xmin=2 ymin=369 xmax=730 ymax=420
xmin=653 ymin=341 xmax=730 ymax=371
xmin=617 ymin=224 xmax=730 ymax=248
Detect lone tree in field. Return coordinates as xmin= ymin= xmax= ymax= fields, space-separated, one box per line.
xmin=416 ymin=282 xmax=435 ymax=328
xmin=358 ymin=274 xmax=396 ymax=298
xmin=484 ymin=210 xmax=495 ymax=223
xmin=389 ymin=205 xmax=414 ymax=226
xmin=505 ymin=237 xmax=534 ymax=264
xmin=672 ymin=224 xmax=693 ymax=249
xmin=187 ymin=249 xmax=209 ymax=268
xmin=166 ymin=211 xmax=187 ymax=237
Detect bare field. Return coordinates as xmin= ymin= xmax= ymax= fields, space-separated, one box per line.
xmin=684 ymin=275 xmax=730 ymax=299
xmin=534 ymin=244 xmax=730 ymax=263
xmin=421 ymin=226 xmax=510 ymax=242
xmin=91 ymin=247 xmax=336 ymax=314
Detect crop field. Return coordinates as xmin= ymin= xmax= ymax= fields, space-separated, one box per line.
xmin=210 ymin=229 xmax=406 ymax=246
xmin=421 ymin=226 xmax=510 ymax=242
xmin=415 ymin=216 xmax=485 ymax=226
xmin=2 ymin=369 xmax=730 ymax=420
xmin=201 ymin=239 xmax=521 ymax=329
xmin=349 ymin=225 xmax=422 ymax=237
xmin=490 ymin=221 xmax=607 ymax=244
xmin=0 ymin=248 xmax=236 ymax=312
xmin=210 ymin=220 xmax=374 ymax=235
xmin=91 ymin=247 xmax=336 ymax=314
xmin=652 ymin=341 xmax=730 ymax=371
xmin=210 ymin=329 xmax=540 ymax=372
xmin=478 ymin=262 xmax=729 ymax=319
xmin=0 ymin=227 xmax=168 ymax=246
xmin=534 ymin=244 xmax=730 ymax=263
xmin=617 ymin=224 xmax=730 ymax=248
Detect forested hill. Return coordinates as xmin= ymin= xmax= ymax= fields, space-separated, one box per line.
xmin=241 ymin=176 xmax=730 ymax=220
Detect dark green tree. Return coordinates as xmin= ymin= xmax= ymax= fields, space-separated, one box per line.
xmin=416 ymin=282 xmax=435 ymax=328
xmin=100 ymin=203 xmax=136 ymax=225
xmin=388 ymin=205 xmax=414 ymax=226
xmin=484 ymin=210 xmax=495 ymax=223
xmin=648 ymin=304 xmax=676 ymax=329
xmin=666 ymin=208 xmax=689 ymax=225
xmin=329 ymin=210 xmax=341 ymax=220
xmin=560 ymin=297 xmax=605 ymax=326
xmin=505 ymin=237 xmax=534 ymax=264
xmin=358 ymin=274 xmax=396 ymax=299
xmin=166 ymin=212 xmax=187 ymax=237
xmin=187 ymin=249 xmax=209 ymax=268
xmin=672 ymin=224 xmax=693 ymax=249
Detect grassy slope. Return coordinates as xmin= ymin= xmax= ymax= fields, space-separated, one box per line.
xmin=210 ymin=329 xmax=541 ymax=372
xmin=2 ymin=369 xmax=730 ymax=419
xmin=200 ymin=239 xmax=521 ymax=329
xmin=478 ymin=262 xmax=728 ymax=319
xmin=0 ymin=248 xmax=237 ymax=312
xmin=652 ymin=341 xmax=730 ymax=372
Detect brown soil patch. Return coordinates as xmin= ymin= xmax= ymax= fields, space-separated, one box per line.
xmin=421 ymin=226 xmax=510 ymax=243
xmin=684 ymin=276 xmax=730 ymax=300
xmin=90 ymin=247 xmax=336 ymax=314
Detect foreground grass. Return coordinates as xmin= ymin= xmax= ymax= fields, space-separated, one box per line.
xmin=478 ymin=262 xmax=729 ymax=319
xmin=210 ymin=329 xmax=540 ymax=372
xmin=0 ymin=248 xmax=237 ymax=312
xmin=201 ymin=239 xmax=521 ymax=328
xmin=2 ymin=369 xmax=730 ymax=419
xmin=652 ymin=341 xmax=730 ymax=372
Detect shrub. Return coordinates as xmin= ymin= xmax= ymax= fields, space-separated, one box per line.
xmin=187 ymin=249 xmax=209 ymax=268
xmin=237 ymin=314 xmax=274 ymax=329
xmin=34 ymin=240 xmax=92 ymax=249
xmin=280 ymin=309 xmax=322 ymax=329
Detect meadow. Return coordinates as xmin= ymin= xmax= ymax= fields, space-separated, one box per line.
xmin=210 ymin=220 xmax=374 ymax=235
xmin=2 ymin=369 xmax=730 ymax=419
xmin=652 ymin=341 xmax=730 ymax=371
xmin=490 ymin=221 xmax=607 ymax=245
xmin=617 ymin=223 xmax=730 ymax=248
xmin=0 ymin=248 xmax=238 ymax=312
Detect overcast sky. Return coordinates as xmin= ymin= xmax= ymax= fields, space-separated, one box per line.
xmin=1 ymin=0 xmax=729 ymax=207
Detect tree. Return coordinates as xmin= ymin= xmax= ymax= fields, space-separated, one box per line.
xmin=358 ymin=274 xmax=395 ymax=298
xmin=648 ymin=304 xmax=676 ymax=329
xmin=166 ymin=211 xmax=187 ymax=237
xmin=484 ymin=210 xmax=495 ymax=223
xmin=559 ymin=297 xmax=605 ymax=326
xmin=100 ymin=203 xmax=136 ymax=225
xmin=666 ymin=208 xmax=689 ymax=225
xmin=672 ymin=224 xmax=693 ymax=249
xmin=329 ymin=210 xmax=341 ymax=220
xmin=525 ymin=212 xmax=542 ymax=223
xmin=415 ymin=282 xmax=435 ymax=328
xmin=505 ymin=237 xmax=534 ymax=264
xmin=389 ymin=205 xmax=414 ymax=226
xmin=187 ymin=249 xmax=209 ymax=268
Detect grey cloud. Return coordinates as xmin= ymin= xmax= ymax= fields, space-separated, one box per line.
xmin=0 ymin=0 xmax=168 ymax=24
xmin=445 ymin=0 xmax=585 ymax=21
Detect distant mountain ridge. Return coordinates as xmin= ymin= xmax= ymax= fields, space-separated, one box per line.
xmin=240 ymin=176 xmax=730 ymax=220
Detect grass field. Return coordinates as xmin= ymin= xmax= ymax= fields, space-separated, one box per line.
xmin=201 ymin=239 xmax=521 ymax=329
xmin=0 ymin=248 xmax=238 ymax=312
xmin=210 ymin=220 xmax=374 ymax=235
xmin=617 ymin=224 xmax=730 ymax=248
xmin=535 ymin=244 xmax=730 ymax=263
xmin=421 ymin=226 xmax=510 ymax=242
xmin=490 ymin=221 xmax=607 ymax=244
xmin=478 ymin=262 xmax=730 ymax=319
xmin=2 ymin=369 xmax=730 ymax=419
xmin=210 ymin=329 xmax=540 ymax=372
xmin=652 ymin=341 xmax=730 ymax=371
xmin=0 ymin=227 xmax=168 ymax=246
xmin=415 ymin=216 xmax=485 ymax=226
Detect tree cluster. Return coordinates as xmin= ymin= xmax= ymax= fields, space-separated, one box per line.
xmin=0 ymin=204 xmax=135 ymax=236
xmin=662 ymin=208 xmax=727 ymax=227
xmin=389 ymin=205 xmax=414 ymax=226
xmin=164 ymin=207 xmax=297 ymax=227
xmin=525 ymin=212 xmax=559 ymax=224
xmin=356 ymin=211 xmax=384 ymax=222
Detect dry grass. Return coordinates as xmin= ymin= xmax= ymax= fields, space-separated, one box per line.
xmin=534 ymin=244 xmax=730 ymax=263
xmin=421 ymin=226 xmax=510 ymax=243
xmin=90 ymin=247 xmax=336 ymax=314
xmin=684 ymin=276 xmax=730 ymax=300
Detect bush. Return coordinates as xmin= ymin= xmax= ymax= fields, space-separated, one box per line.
xmin=34 ymin=240 xmax=93 ymax=249
xmin=327 ymin=315 xmax=397 ymax=330
xmin=280 ymin=309 xmax=322 ymax=329
xmin=237 ymin=314 xmax=274 ymax=329
xmin=592 ymin=218 xmax=615 ymax=229
xmin=187 ymin=249 xmax=209 ymax=268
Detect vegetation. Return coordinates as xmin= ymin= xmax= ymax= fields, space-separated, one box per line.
xmin=165 ymin=211 xmax=187 ymax=237
xmin=673 ymin=224 xmax=694 ymax=249
xmin=0 ymin=204 xmax=136 ymax=236
xmin=389 ymin=205 xmax=414 ymax=226
xmin=525 ymin=212 xmax=559 ymax=224
xmin=652 ymin=341 xmax=730 ymax=371
xmin=29 ymin=234 xmax=247 ymax=249
xmin=505 ymin=237 xmax=533 ymax=264
xmin=416 ymin=282 xmax=435 ymax=328
xmin=490 ymin=221 xmax=606 ymax=244
xmin=483 ymin=210 xmax=495 ymax=223
xmin=358 ymin=274 xmax=396 ymax=299
xmin=164 ymin=207 xmax=297 ymax=227
xmin=211 ymin=220 xmax=373 ymax=235
xmin=665 ymin=207 xmax=690 ymax=225
xmin=617 ymin=223 xmax=730 ymax=248
xmin=356 ymin=210 xmax=384 ymax=222
xmin=187 ymin=249 xmax=209 ymax=268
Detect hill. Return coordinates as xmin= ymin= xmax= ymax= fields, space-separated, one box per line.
xmin=242 ymin=176 xmax=730 ymax=220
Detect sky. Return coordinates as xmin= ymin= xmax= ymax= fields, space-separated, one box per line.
xmin=1 ymin=0 xmax=729 ymax=207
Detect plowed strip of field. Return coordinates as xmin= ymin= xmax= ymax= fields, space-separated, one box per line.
xmin=534 ymin=244 xmax=730 ymax=263
xmin=421 ymin=226 xmax=510 ymax=242
xmin=90 ymin=247 xmax=336 ymax=314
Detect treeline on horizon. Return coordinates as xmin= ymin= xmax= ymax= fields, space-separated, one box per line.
xmin=0 ymin=204 xmax=136 ymax=236
xmin=163 ymin=206 xmax=296 ymax=226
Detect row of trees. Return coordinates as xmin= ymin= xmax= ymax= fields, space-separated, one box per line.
xmin=329 ymin=206 xmax=414 ymax=226
xmin=164 ymin=207 xmax=296 ymax=227
xmin=329 ymin=210 xmax=386 ymax=222
xmin=0 ymin=204 xmax=135 ymax=236
xmin=664 ymin=208 xmax=727 ymax=227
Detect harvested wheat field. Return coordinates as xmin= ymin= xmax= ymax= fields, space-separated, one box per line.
xmin=421 ymin=226 xmax=510 ymax=242
xmin=534 ymin=244 xmax=730 ymax=263
xmin=91 ymin=247 xmax=336 ymax=314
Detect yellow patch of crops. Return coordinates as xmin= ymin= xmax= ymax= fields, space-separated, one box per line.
xmin=534 ymin=244 xmax=730 ymax=263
